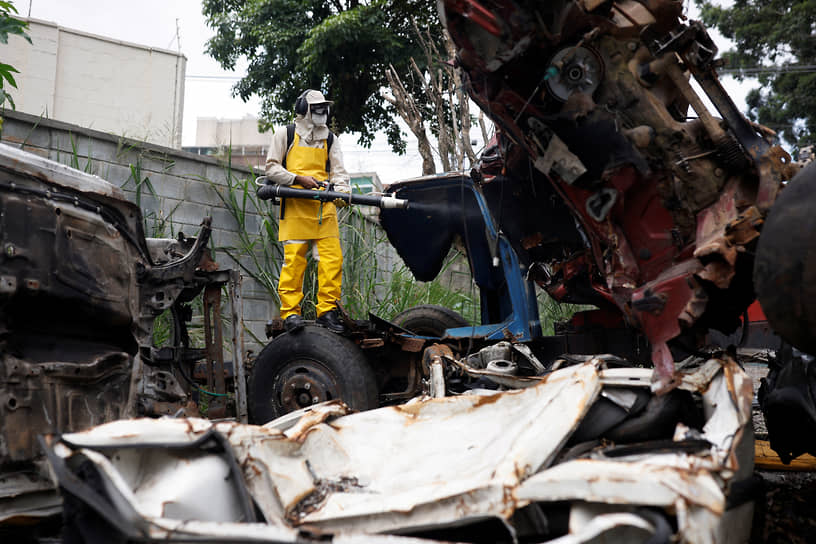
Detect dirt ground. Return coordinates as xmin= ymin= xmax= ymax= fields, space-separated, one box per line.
xmin=746 ymin=361 xmax=816 ymax=543
xmin=752 ymin=471 xmax=816 ymax=543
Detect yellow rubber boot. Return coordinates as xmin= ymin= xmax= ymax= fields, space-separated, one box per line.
xmin=314 ymin=236 xmax=343 ymax=316
xmin=278 ymin=241 xmax=309 ymax=319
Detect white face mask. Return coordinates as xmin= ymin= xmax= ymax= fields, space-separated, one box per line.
xmin=311 ymin=112 xmax=328 ymax=126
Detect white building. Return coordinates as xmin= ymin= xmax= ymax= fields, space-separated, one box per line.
xmin=0 ymin=18 xmax=185 ymax=148
xmin=195 ymin=116 xmax=268 ymax=148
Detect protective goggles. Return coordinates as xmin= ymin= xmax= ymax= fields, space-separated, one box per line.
xmin=310 ymin=104 xmax=330 ymax=116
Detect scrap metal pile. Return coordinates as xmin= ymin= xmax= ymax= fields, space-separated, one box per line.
xmin=439 ymin=0 xmax=800 ymax=390
xmin=5 ymin=1 xmax=816 ymax=541
xmin=45 ymin=354 xmax=754 ymax=543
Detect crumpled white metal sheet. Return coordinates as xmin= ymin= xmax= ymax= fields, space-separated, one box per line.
xmin=47 ymin=358 xmax=753 ymax=543
xmin=517 ymin=356 xmax=754 ymax=544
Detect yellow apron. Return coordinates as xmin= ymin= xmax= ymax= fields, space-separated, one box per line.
xmin=278 ymin=133 xmax=338 ymax=241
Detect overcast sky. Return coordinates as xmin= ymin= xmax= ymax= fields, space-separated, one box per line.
xmin=18 ymin=0 xmax=748 ymax=181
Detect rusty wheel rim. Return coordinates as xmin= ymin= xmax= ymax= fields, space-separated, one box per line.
xmin=274 ymin=360 xmax=340 ymax=412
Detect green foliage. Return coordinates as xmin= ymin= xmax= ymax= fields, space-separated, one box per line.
xmin=202 ymin=0 xmax=442 ymax=150
xmin=0 ymin=1 xmax=30 ymax=111
xmin=339 ymin=207 xmax=478 ymax=322
xmin=379 ymin=265 xmax=478 ymax=324
xmin=537 ymin=293 xmax=593 ymax=336
xmin=68 ymin=134 xmax=95 ymax=174
xmin=697 ymin=0 xmax=816 ymax=149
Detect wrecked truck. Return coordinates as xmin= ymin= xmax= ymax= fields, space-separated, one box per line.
xmin=439 ymin=0 xmax=805 ymax=390
xmin=250 ymin=0 xmax=804 ymax=422
xmin=0 ymin=143 xmax=244 ymax=527
xmin=436 ymin=0 xmax=816 ymax=465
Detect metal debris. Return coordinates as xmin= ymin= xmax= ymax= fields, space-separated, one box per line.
xmin=45 ymin=356 xmax=753 ymax=543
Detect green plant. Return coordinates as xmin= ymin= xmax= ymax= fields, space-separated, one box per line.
xmin=537 ymin=292 xmax=594 ymax=335
xmin=0 ymin=1 xmax=30 ymax=112
xmin=696 ymin=0 xmax=815 ymax=149
xmin=339 ymin=206 xmax=478 ymax=322
xmin=203 ymin=0 xmax=443 ymax=150
xmin=69 ymin=133 xmax=95 ymax=174
xmin=205 ymin=148 xmax=284 ymax=308
xmin=127 ymin=158 xmax=155 ymax=208
xmin=117 ymin=153 xmax=174 ymax=235
xmin=145 ymin=203 xmax=180 ymax=238
xmin=17 ymin=110 xmax=45 ymax=149
xmin=376 ymin=264 xmax=478 ymax=323
xmin=338 ymin=207 xmax=389 ymax=318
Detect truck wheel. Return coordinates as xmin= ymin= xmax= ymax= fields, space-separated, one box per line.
xmin=249 ymin=326 xmax=378 ymax=423
xmin=392 ymin=304 xmax=469 ymax=337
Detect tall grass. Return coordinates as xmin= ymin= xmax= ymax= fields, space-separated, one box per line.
xmin=537 ymin=292 xmax=595 ymax=335
xmin=69 ymin=133 xmax=94 ymax=173
xmin=205 ymin=149 xmax=285 ymax=309
xmin=338 ymin=205 xmax=479 ymax=322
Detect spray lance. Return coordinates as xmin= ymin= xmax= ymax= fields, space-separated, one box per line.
xmin=255 ymin=177 xmax=409 ymax=210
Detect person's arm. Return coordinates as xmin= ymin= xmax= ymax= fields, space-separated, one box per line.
xmin=264 ymin=129 xmax=296 ymax=186
xmin=328 ymin=136 xmax=351 ymax=193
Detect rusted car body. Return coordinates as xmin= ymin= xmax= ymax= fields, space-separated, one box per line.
xmin=438 ymin=0 xmax=800 ymax=390
xmin=0 ymin=143 xmax=237 ymax=525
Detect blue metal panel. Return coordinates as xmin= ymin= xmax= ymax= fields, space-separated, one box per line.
xmin=381 ymin=174 xmax=541 ymax=342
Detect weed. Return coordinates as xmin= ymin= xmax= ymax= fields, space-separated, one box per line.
xmin=338 ymin=206 xmax=478 ymax=322
xmin=204 ymin=147 xmax=284 ymax=308
xmin=68 ymin=133 xmax=94 ymax=174
xmin=537 ymin=292 xmax=594 ymax=335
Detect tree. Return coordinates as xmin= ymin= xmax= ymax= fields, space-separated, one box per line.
xmin=382 ymin=24 xmax=482 ymax=174
xmin=696 ymin=0 xmax=816 ymax=151
xmin=0 ymin=1 xmax=31 ymax=111
xmin=202 ymin=0 xmax=442 ymax=151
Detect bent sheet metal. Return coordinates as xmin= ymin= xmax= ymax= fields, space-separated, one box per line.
xmin=44 ymin=358 xmax=753 ymax=543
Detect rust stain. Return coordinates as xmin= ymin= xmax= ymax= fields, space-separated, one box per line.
xmin=397 ymin=336 xmax=426 ymax=353
xmin=470 ymin=392 xmax=504 ymax=407
xmin=393 ymin=403 xmax=424 ymax=418
xmin=360 ymin=338 xmax=385 ymax=349
xmin=698 ymin=259 xmax=736 ymax=290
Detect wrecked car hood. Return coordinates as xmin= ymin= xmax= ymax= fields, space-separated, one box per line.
xmin=45 ymin=357 xmax=753 ymax=543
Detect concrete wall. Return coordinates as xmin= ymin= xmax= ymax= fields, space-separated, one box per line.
xmin=0 ymin=19 xmax=185 ymax=148
xmin=0 ymin=110 xmax=272 ymax=354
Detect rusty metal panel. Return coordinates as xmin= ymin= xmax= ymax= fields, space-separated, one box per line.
xmin=44 ymin=357 xmax=753 ymax=543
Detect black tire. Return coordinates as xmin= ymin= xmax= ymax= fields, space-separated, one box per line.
xmin=754 ymin=161 xmax=816 ymax=354
xmin=391 ymin=304 xmax=469 ymax=337
xmin=249 ymin=326 xmax=378 ymax=423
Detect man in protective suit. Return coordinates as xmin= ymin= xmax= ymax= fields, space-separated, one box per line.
xmin=265 ymin=89 xmax=351 ymax=333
